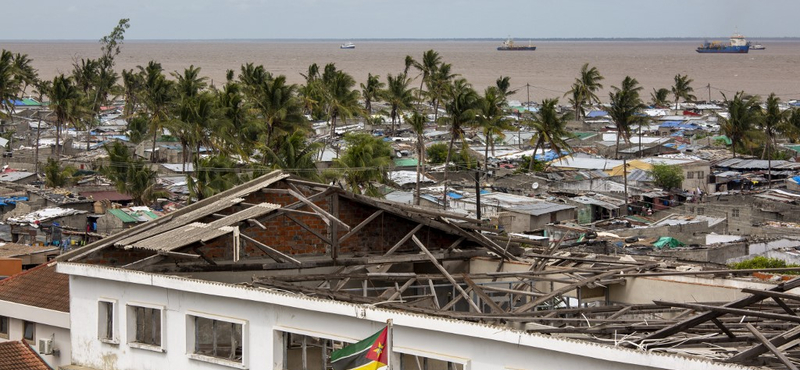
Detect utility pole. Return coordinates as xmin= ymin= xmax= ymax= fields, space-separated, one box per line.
xmin=526 ymin=83 xmax=531 ymax=108
xmin=475 ymin=170 xmax=482 ymax=224
xmin=623 ymin=158 xmax=629 ymax=216
xmin=707 ymin=83 xmax=711 ymax=102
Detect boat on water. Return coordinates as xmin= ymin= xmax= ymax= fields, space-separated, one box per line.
xmin=497 ymin=37 xmax=536 ymax=51
xmin=750 ymin=43 xmax=766 ymax=50
xmin=696 ymin=32 xmax=749 ymax=53
xmin=340 ymin=42 xmax=355 ymax=49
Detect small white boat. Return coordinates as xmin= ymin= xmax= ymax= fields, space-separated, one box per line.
xmin=340 ymin=42 xmax=355 ymax=49
xmin=750 ymin=43 xmax=765 ymax=50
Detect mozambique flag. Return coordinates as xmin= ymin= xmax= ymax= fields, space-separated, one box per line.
xmin=330 ymin=327 xmax=389 ymax=370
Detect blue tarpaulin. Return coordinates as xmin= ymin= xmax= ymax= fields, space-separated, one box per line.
xmin=586 ymin=111 xmax=608 ymax=118
xmin=447 ymin=192 xmax=463 ymax=199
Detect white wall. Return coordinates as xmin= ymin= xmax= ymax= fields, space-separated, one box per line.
xmin=0 ymin=300 xmax=71 ymax=368
xmin=60 ymin=263 xmax=749 ymax=370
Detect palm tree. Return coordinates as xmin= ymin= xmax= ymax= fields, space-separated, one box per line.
xmin=439 ymin=78 xmax=479 ymax=208
xmin=760 ymin=93 xmax=787 ymax=186
xmin=48 ymin=74 xmax=82 ymax=158
xmin=403 ymin=55 xmax=416 ymax=78
xmin=477 ymin=87 xmax=514 ymax=171
xmin=254 ymin=75 xmax=306 ymax=148
xmin=321 ymin=65 xmax=361 ymax=140
xmin=650 ymin=88 xmax=671 ymax=107
xmin=263 ymin=129 xmax=323 ymax=181
xmin=495 ymin=76 xmax=516 ymax=100
xmin=527 ymin=98 xmax=572 ymax=171
xmin=405 ymin=111 xmax=427 ymax=205
xmin=607 ymin=76 xmax=645 ymax=159
xmin=103 ymin=141 xmax=165 ymax=206
xmin=565 ymin=63 xmax=604 ymax=120
xmin=121 ymin=68 xmax=143 ymax=119
xmin=382 ymin=73 xmax=415 ymax=135
xmin=32 ymin=78 xmax=51 ymax=173
xmin=188 ymin=155 xmax=243 ymax=201
xmin=216 ymin=80 xmax=257 ymax=159
xmin=672 ymin=74 xmax=696 ymax=110
xmin=426 ymin=62 xmax=458 ymax=123
xmin=331 ymin=132 xmax=392 ymax=196
xmin=360 ymin=73 xmax=384 ymax=115
xmin=139 ymin=61 xmax=174 ymax=162
xmin=718 ymin=91 xmax=761 ymax=158
xmin=0 ymin=50 xmax=19 ymax=121
xmin=172 ymin=65 xmax=208 ymax=99
xmin=414 ymin=50 xmax=442 ymax=101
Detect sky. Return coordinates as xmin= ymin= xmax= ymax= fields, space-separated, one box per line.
xmin=2 ymin=0 xmax=799 ymax=40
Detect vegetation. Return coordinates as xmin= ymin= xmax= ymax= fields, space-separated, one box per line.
xmin=427 ymin=143 xmax=449 ymax=164
xmin=331 ymin=133 xmax=392 ymax=197
xmin=671 ymin=74 xmax=696 ymax=110
xmin=730 ymin=256 xmax=800 ymax=274
xmin=527 ymin=98 xmax=571 ymax=171
xmin=719 ymin=91 xmax=761 ymax=158
xmin=565 ymin=63 xmax=604 ymax=120
xmin=43 ymin=158 xmax=76 ymax=188
xmin=608 ymin=76 xmax=645 ymax=158
xmin=649 ymin=163 xmax=684 ymax=190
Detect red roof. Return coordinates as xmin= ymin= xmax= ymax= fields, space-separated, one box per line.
xmin=0 ymin=262 xmax=69 ymax=312
xmin=0 ymin=340 xmax=52 ymax=370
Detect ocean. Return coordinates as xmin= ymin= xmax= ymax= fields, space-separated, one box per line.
xmin=3 ymin=39 xmax=800 ymax=102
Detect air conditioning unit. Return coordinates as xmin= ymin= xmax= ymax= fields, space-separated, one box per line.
xmin=38 ymin=338 xmax=53 ymax=355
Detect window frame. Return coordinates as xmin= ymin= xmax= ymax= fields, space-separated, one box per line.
xmin=22 ymin=320 xmax=35 ymax=344
xmin=0 ymin=315 xmax=8 ymax=339
xmin=126 ymin=303 xmax=166 ymax=353
xmin=98 ymin=299 xmax=119 ymax=344
xmin=186 ymin=311 xmax=247 ymax=369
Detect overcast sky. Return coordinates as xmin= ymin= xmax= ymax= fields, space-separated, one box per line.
xmin=2 ymin=0 xmax=798 ymax=40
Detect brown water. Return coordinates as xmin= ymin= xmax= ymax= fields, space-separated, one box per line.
xmin=3 ymin=40 xmax=800 ymax=102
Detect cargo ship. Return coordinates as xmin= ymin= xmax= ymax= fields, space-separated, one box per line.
xmin=497 ymin=37 xmax=536 ymax=51
xmin=696 ymin=33 xmax=749 ymax=53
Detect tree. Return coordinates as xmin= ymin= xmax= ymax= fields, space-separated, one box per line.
xmin=188 ymin=155 xmax=243 ymax=201
xmin=321 ymin=64 xmax=361 ymax=140
xmin=381 ymin=73 xmax=415 ymax=135
xmin=139 ymin=61 xmax=174 ymax=162
xmin=263 ymin=129 xmax=323 ymax=181
xmin=439 ymin=78 xmax=479 ymax=208
xmin=565 ymin=63 xmax=604 ymax=120
xmin=47 ymin=74 xmax=82 ymax=157
xmin=360 ymin=73 xmax=384 ymax=115
xmin=650 ymin=88 xmax=670 ymax=107
xmin=103 ymin=141 xmax=165 ymax=206
xmin=427 ymin=143 xmax=449 ymax=164
xmin=672 ymin=74 xmax=696 ymax=110
xmin=478 ymin=87 xmax=514 ymax=171
xmin=650 ymin=163 xmax=684 ymax=190
xmin=608 ymin=76 xmax=645 ymax=158
xmin=332 ymin=132 xmax=392 ymax=196
xmin=43 ymin=158 xmax=76 ymax=188
xmin=405 ymin=111 xmax=427 ymax=205
xmin=426 ymin=62 xmax=457 ymax=123
xmin=495 ymin=76 xmax=516 ymax=100
xmin=0 ymin=50 xmax=19 ymax=120
xmin=31 ymin=78 xmax=51 ymax=173
xmin=718 ymin=91 xmax=760 ymax=158
xmin=760 ymin=93 xmax=788 ymax=186
xmin=413 ymin=49 xmax=442 ymax=101
xmin=527 ymin=98 xmax=571 ymax=171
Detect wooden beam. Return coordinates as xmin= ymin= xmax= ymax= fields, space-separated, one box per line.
xmin=388 ymin=278 xmax=417 ymax=302
xmin=652 ymin=301 xmax=800 ymax=324
xmin=248 ymin=219 xmax=267 ymax=229
xmin=338 ymin=210 xmax=384 ymax=244
xmin=121 ymin=254 xmax=165 ymax=270
xmin=284 ymin=213 xmax=333 ymax=245
xmin=710 ymin=318 xmax=737 ymax=339
xmin=288 ymin=189 xmax=351 ymax=231
xmin=156 ymin=250 xmax=203 ymax=260
xmin=280 ymin=209 xmax=319 ymax=217
xmin=727 ymin=326 xmax=800 ymax=364
xmin=429 ymin=279 xmax=440 ymax=309
xmin=446 ymin=236 xmax=466 ymax=252
xmin=513 ymin=265 xmax=652 ymax=313
xmin=742 ymin=288 xmax=800 ymax=303
xmin=773 ymin=297 xmax=798 ymax=317
xmin=384 ymin=224 xmax=423 ymax=256
xmin=745 ymin=323 xmax=800 ymax=370
xmin=240 ymin=233 xmax=301 ymax=265
xmin=412 ymin=235 xmax=482 ymax=313
xmin=442 ymin=286 xmax=473 ymax=311
xmin=463 ymin=274 xmax=504 ymax=314
xmin=330 ymin=193 xmax=340 ymax=260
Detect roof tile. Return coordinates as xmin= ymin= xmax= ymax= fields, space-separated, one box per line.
xmin=0 ymin=262 xmax=69 ymax=312
xmin=0 ymin=340 xmax=52 ymax=370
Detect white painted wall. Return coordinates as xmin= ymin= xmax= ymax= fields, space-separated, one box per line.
xmin=0 ymin=300 xmax=71 ymax=368
xmin=60 ymin=263 xmax=751 ymax=370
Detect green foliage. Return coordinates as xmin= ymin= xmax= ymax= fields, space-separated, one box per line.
xmin=102 ymin=142 xmax=165 ymax=205
xmin=331 ymin=133 xmax=392 ymax=196
xmin=729 ymin=256 xmax=800 ymax=274
xmin=516 ymin=156 xmax=547 ymax=173
xmin=649 ymin=163 xmax=685 ymax=190
xmin=427 ymin=143 xmax=449 ymax=164
xmin=263 ymin=129 xmax=323 ymax=181
xmin=43 ymin=158 xmax=76 ymax=188
xmin=127 ymin=114 xmax=149 ymax=144
xmin=188 ymin=155 xmax=244 ymax=201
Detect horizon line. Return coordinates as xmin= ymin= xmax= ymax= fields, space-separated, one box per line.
xmin=2 ymin=36 xmax=799 ymax=42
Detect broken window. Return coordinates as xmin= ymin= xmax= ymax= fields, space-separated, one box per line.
xmin=0 ymin=316 xmax=8 ymax=339
xmin=192 ymin=316 xmax=243 ymax=362
xmin=23 ymin=321 xmax=35 ymax=342
xmin=98 ymin=300 xmax=115 ymax=342
xmin=131 ymin=306 xmax=161 ymax=347
xmin=687 ymin=172 xmax=694 ymax=179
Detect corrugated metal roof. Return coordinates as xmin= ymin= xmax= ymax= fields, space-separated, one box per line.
xmin=505 ymin=202 xmax=575 ymax=216
xmin=108 ymin=209 xmax=138 ymax=223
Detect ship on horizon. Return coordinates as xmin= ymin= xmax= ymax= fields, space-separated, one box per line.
xmin=497 ymin=37 xmax=536 ymax=51
xmin=340 ymin=42 xmax=355 ymax=49
xmin=696 ymin=32 xmax=749 ymax=53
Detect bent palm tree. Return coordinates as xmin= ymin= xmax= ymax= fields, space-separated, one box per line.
xmin=528 ymin=98 xmax=571 ymax=171
xmin=382 ymin=73 xmax=415 ymax=136
xmin=718 ymin=91 xmax=760 ymax=158
xmin=650 ymin=88 xmax=670 ymax=107
xmin=565 ymin=63 xmax=604 ymax=120
xmin=360 ymin=73 xmax=384 ymax=116
xmin=478 ymin=87 xmax=514 ymax=171
xmin=406 ymin=111 xmax=427 ymax=205
xmin=439 ymin=78 xmax=479 ymax=208
xmin=608 ymin=76 xmax=645 ymax=159
xmin=672 ymin=74 xmax=696 ymax=110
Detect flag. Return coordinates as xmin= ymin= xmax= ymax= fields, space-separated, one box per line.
xmin=330 ymin=326 xmax=389 ymax=370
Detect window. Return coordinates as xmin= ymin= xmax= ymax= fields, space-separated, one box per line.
xmin=0 ymin=316 xmax=8 ymax=339
xmin=188 ymin=313 xmax=245 ymax=367
xmin=127 ymin=304 xmax=163 ymax=351
xmin=687 ymin=171 xmax=694 ymax=179
xmin=697 ymin=171 xmax=705 ymax=178
xmin=697 ymin=207 xmax=705 ymax=215
xmin=732 ymin=208 xmax=740 ymax=218
xmin=98 ymin=300 xmax=117 ymax=343
xmin=23 ymin=321 xmax=35 ymax=343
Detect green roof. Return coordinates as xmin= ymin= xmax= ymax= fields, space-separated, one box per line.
xmin=786 ymin=145 xmax=800 ymax=153
xmin=653 ymin=236 xmax=684 ymax=249
xmin=108 ymin=209 xmax=138 ymax=223
xmin=21 ymin=98 xmax=41 ymax=106
xmin=713 ymin=135 xmax=732 ymax=146
xmin=143 ymin=211 xmax=159 ymax=219
xmin=572 ymin=132 xmax=596 ymax=140
xmin=394 ymin=158 xmax=418 ymax=167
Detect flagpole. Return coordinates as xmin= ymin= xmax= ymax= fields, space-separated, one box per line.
xmin=386 ymin=319 xmax=393 ymax=370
